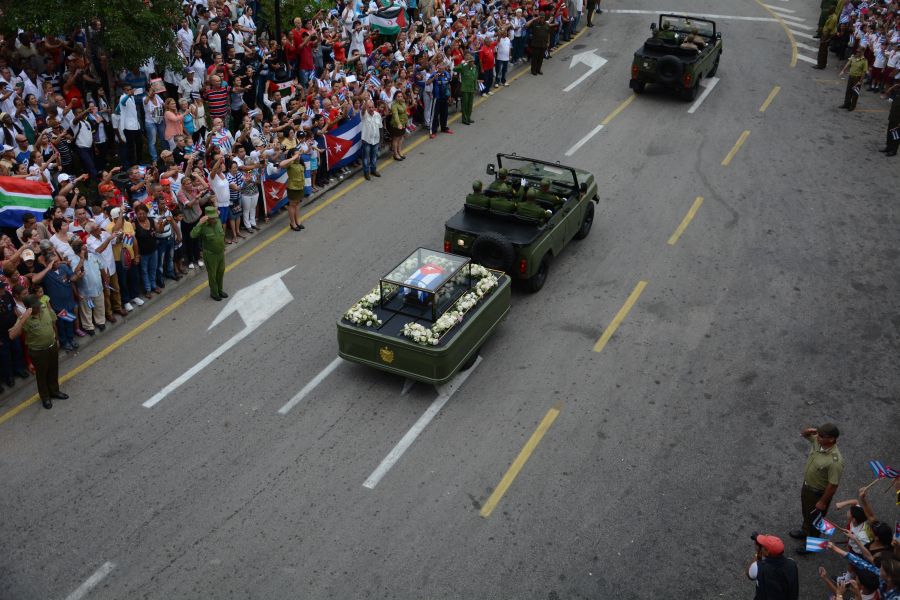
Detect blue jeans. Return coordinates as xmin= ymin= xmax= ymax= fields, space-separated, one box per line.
xmin=139 ymin=250 xmax=159 ymax=293
xmin=56 ymin=318 xmax=75 ymax=347
xmin=155 ymin=236 xmax=175 ymax=282
xmin=144 ymin=121 xmax=165 ymax=161
xmin=362 ymin=141 xmax=379 ymax=174
xmin=495 ymin=61 xmax=509 ymax=84
xmin=75 ymin=146 xmax=98 ymax=179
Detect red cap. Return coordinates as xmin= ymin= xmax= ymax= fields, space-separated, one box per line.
xmin=756 ymin=535 xmax=784 ymax=555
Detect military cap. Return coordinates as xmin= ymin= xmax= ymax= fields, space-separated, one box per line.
xmin=473 ymin=180 xmax=483 ymax=191
xmin=498 ymin=168 xmax=508 ymax=177
xmin=525 ymin=188 xmax=537 ymax=200
xmin=540 ymin=178 xmax=551 ymax=187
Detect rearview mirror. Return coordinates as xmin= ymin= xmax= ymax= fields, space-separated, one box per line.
xmin=486 ymin=163 xmax=496 ymax=176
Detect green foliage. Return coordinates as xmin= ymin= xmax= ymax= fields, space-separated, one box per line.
xmin=1 ymin=0 xmax=184 ymax=73
xmin=258 ymin=0 xmax=337 ymax=34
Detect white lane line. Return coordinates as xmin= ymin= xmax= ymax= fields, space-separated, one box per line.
xmin=782 ymin=20 xmax=814 ymax=29
xmin=565 ymin=124 xmax=604 ymax=156
xmin=687 ymin=77 xmax=720 ymax=114
xmin=796 ymin=41 xmax=820 ymax=53
xmin=606 ymin=9 xmax=785 ymax=23
xmin=363 ymin=357 xmax=482 ymax=489
xmin=764 ymin=4 xmax=796 ymax=13
xmin=143 ymin=327 xmax=254 ymax=408
xmin=790 ymin=29 xmax=816 ymax=39
xmin=796 ymin=53 xmax=818 ymax=64
xmin=277 ymin=357 xmax=344 ymax=415
xmin=65 ymin=562 xmax=115 ymax=600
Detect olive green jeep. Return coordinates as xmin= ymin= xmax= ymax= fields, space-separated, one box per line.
xmin=629 ymin=14 xmax=723 ymax=101
xmin=443 ymin=154 xmax=599 ymax=293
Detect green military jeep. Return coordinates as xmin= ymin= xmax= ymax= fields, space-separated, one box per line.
xmin=629 ymin=14 xmax=723 ymax=101
xmin=443 ymin=154 xmax=599 ymax=293
xmin=336 ymin=248 xmax=511 ymax=385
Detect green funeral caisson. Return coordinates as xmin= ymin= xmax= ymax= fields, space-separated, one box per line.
xmin=336 ymin=248 xmax=511 ymax=385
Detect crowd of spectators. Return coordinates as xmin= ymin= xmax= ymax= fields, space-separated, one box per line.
xmin=0 ymin=0 xmax=591 ymax=393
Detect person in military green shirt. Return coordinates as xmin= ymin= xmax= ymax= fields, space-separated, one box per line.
xmin=191 ymin=205 xmax=228 ymax=301
xmin=488 ymin=168 xmax=512 ymax=195
xmin=489 ymin=192 xmax=516 ymax=214
xmin=465 ymin=181 xmax=491 ymax=209
xmin=454 ymin=55 xmax=478 ymax=125
xmin=654 ymin=21 xmax=677 ymax=43
xmin=813 ymin=12 xmax=837 ymax=69
xmin=508 ymin=177 xmax=526 ymax=201
xmin=789 ymin=423 xmax=843 ymax=553
xmin=815 ymin=0 xmax=837 ymax=38
xmin=535 ymin=178 xmax=564 ymax=209
xmin=8 ymin=294 xmax=67 ymax=409
xmin=839 ymin=48 xmax=868 ymax=111
xmin=516 ymin=188 xmax=552 ymax=223
xmin=526 ymin=12 xmax=553 ymax=76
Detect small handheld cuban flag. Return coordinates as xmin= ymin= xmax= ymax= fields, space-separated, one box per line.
xmin=886 ymin=465 xmax=900 ymax=478
xmin=805 ymin=537 xmax=828 ymax=553
xmin=889 ymin=127 xmax=900 ymax=142
xmin=56 ymin=309 xmax=77 ymax=323
xmin=477 ymin=81 xmax=485 ymax=92
xmin=366 ymin=72 xmax=382 ymax=89
xmin=870 ymin=460 xmax=888 ymax=479
xmin=306 ymin=106 xmax=315 ymax=118
xmin=813 ymin=514 xmax=837 ymax=536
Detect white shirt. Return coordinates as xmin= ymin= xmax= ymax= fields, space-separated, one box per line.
xmin=74 ymin=119 xmax=94 ymax=148
xmin=117 ymin=94 xmax=141 ymax=132
xmin=50 ymin=234 xmax=77 ymax=262
xmin=210 ymin=172 xmax=231 ymax=207
xmin=177 ymin=27 xmax=194 ymax=59
xmin=86 ymin=231 xmax=116 ymax=274
xmin=360 ymin=110 xmax=382 ymax=144
xmin=496 ymin=37 xmax=512 ymax=61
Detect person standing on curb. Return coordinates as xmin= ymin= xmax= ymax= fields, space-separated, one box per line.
xmin=813 ymin=11 xmax=838 ymax=70
xmin=9 ymin=294 xmax=68 ymax=409
xmin=789 ymin=423 xmax=843 ymax=554
xmin=527 ymin=12 xmax=552 ymax=76
xmin=880 ymin=81 xmax=900 ymax=157
xmin=747 ymin=534 xmax=799 ymax=600
xmin=191 ymin=206 xmax=227 ymax=301
xmin=839 ymin=48 xmax=868 ymax=111
xmin=360 ymin=101 xmax=382 ymax=181
xmin=455 ymin=55 xmax=477 ymax=125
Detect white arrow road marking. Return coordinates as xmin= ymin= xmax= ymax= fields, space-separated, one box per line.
xmin=144 ymin=267 xmax=295 ymax=408
xmin=564 ymin=123 xmax=605 ymax=156
xmin=687 ymin=77 xmax=721 ymax=114
xmin=796 ymin=54 xmax=817 ymax=64
xmin=363 ymin=356 xmax=483 ymax=489
xmin=65 ymin=562 xmax=115 ymax=600
xmin=564 ymin=49 xmax=608 ymax=92
xmin=277 ymin=357 xmax=344 ymax=415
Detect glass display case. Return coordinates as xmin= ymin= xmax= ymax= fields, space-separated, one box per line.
xmin=379 ymin=248 xmax=474 ymax=323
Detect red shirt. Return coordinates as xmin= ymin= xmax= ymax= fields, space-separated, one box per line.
xmin=479 ymin=42 xmax=496 ymax=71
xmin=332 ymin=41 xmax=346 ymax=63
xmin=449 ymin=47 xmax=464 ymax=66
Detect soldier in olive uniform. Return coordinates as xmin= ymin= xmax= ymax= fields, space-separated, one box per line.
xmin=816 ymin=0 xmax=837 ymax=38
xmin=526 ymin=12 xmax=552 ymax=76
xmin=516 ymin=189 xmax=552 ymax=223
xmin=191 ymin=205 xmax=228 ymax=301
xmin=839 ymin=49 xmax=868 ymax=111
xmin=465 ymin=181 xmax=491 ymax=208
xmin=655 ymin=22 xmax=677 ymax=43
xmin=814 ymin=12 xmax=838 ymax=69
xmin=489 ymin=193 xmax=516 ymax=214
xmin=789 ymin=424 xmax=843 ymax=553
xmin=454 ymin=55 xmax=478 ymax=125
xmin=880 ymin=82 xmax=900 ymax=157
xmin=488 ymin=168 xmax=512 ymax=195
xmin=535 ymin=178 xmax=564 ymax=209
xmin=509 ymin=178 xmax=526 ymax=201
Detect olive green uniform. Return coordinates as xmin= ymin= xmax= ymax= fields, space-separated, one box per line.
xmin=454 ymin=63 xmax=478 ymax=124
xmin=817 ymin=14 xmax=837 ymax=68
xmin=817 ymin=0 xmax=837 ymax=35
xmin=800 ymin=434 xmax=843 ymax=536
xmin=23 ymin=298 xmax=61 ymax=403
xmin=191 ymin=206 xmax=227 ymax=298
xmin=536 ymin=191 xmax=564 ymax=209
xmin=529 ymin=21 xmax=551 ymax=75
xmin=490 ymin=196 xmax=516 ymax=213
xmin=488 ymin=180 xmax=511 ymax=195
xmin=516 ymin=200 xmax=548 ymax=223
xmin=465 ymin=192 xmax=491 ymax=209
xmin=843 ymin=55 xmax=868 ymax=111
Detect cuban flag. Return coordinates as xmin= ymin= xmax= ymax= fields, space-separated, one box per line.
xmin=365 ymin=72 xmax=382 ymax=89
xmin=805 ymin=537 xmax=828 ymax=553
xmin=869 ymin=460 xmax=896 ymax=479
xmin=263 ymin=162 xmax=289 ymax=215
xmin=886 ymin=465 xmax=900 ymax=478
xmin=403 ymin=263 xmax=446 ymax=302
xmin=56 ymin=309 xmax=77 ymax=323
xmin=299 ymin=153 xmax=313 ymax=196
xmin=316 ymin=115 xmax=361 ymax=172
xmin=813 ymin=515 xmax=837 ymax=536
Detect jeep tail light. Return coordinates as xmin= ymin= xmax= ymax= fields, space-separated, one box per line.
xmin=631 ymin=64 xmax=638 ymax=79
xmin=519 ymin=258 xmax=528 ymax=274
xmin=444 ymin=240 xmax=451 ymax=253
xmin=683 ymin=73 xmax=692 ymax=88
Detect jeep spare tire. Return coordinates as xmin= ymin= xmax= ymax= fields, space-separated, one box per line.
xmin=657 ymin=55 xmax=683 ymax=84
xmin=471 ymin=232 xmax=516 ymax=273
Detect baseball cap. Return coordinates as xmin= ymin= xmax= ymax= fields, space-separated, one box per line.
xmin=0 ymin=144 xmax=13 ymax=153
xmin=753 ymin=534 xmax=784 ymax=555
xmin=57 ymin=173 xmax=71 ymax=182
xmin=22 ymin=249 xmax=35 ymax=261
xmin=110 ymin=207 xmax=122 ymax=219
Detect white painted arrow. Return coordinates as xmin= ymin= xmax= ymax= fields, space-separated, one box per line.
xmin=564 ymin=49 xmax=608 ymax=92
xmin=143 ymin=266 xmax=296 ymax=408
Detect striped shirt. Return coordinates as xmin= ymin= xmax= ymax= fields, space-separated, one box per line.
xmin=204 ymin=85 xmax=230 ymax=119
xmin=226 ymin=172 xmax=244 ymax=206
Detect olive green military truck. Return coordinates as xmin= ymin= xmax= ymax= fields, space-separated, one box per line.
xmin=629 ymin=14 xmax=723 ymax=101
xmin=443 ymin=154 xmax=599 ymax=293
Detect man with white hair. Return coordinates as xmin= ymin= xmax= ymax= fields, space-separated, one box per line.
xmin=85 ymin=221 xmax=124 ymax=322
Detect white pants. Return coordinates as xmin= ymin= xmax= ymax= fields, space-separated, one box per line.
xmin=241 ymin=190 xmax=258 ymax=229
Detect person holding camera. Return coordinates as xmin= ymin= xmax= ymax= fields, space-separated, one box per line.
xmin=747 ymin=534 xmax=799 ymax=600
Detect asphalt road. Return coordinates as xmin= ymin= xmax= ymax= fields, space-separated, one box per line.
xmin=2 ymin=0 xmax=899 ymax=598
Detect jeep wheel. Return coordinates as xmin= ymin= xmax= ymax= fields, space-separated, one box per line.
xmin=574 ymin=202 xmax=595 ymax=240
xmin=632 ymin=80 xmax=646 ymax=94
xmin=657 ymin=55 xmax=683 ymax=84
xmin=708 ymin=56 xmax=720 ymax=77
xmin=525 ymin=255 xmax=551 ymax=293
xmin=471 ymin=232 xmax=516 ymax=273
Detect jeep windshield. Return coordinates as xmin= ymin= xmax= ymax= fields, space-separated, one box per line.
xmin=660 ymin=15 xmax=716 ymax=38
xmin=495 ymin=155 xmax=579 ymax=195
